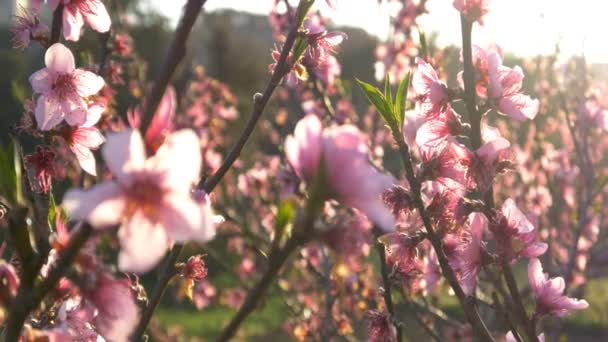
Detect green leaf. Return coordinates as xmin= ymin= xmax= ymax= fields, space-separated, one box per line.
xmin=384 ymin=73 xmax=394 ymax=114
xmin=419 ymin=30 xmax=428 ymax=60
xmin=11 ymin=81 xmax=26 ymax=103
xmin=395 ymin=71 xmax=411 ymax=127
xmin=355 ymin=79 xmax=393 ymax=126
xmin=48 ymin=192 xmax=57 ymax=230
xmin=0 ymin=142 xmax=18 ymax=204
xmin=272 ymin=199 xmax=296 ymax=250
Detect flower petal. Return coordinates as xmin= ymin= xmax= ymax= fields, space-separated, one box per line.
xmin=118 ymin=212 xmax=169 ymax=273
xmin=45 ymin=43 xmax=75 ymax=72
xmin=102 ymin=130 xmax=146 ymax=185
xmin=63 ymin=182 xmax=126 ymax=228
xmin=150 ymin=129 xmax=202 ymax=192
xmin=160 ymin=194 xmax=216 ymax=243
xmin=73 ymin=69 xmax=105 ymax=97
xmin=82 ymin=0 xmax=111 ymax=33
xmin=29 ymin=68 xmax=53 ymax=94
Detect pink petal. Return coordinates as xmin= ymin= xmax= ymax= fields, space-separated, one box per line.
xmin=82 ymin=0 xmax=111 ymax=33
xmin=150 ymin=129 xmax=201 ymax=192
xmin=285 ymin=115 xmax=323 ymax=181
xmin=71 ymin=143 xmax=98 ymax=176
xmin=63 ymin=7 xmax=84 ymax=41
xmin=501 ymin=198 xmax=534 ymax=234
xmin=145 ymin=87 xmax=176 ymax=150
xmin=45 ymin=43 xmax=75 ymax=72
xmin=499 ymin=94 xmax=539 ymax=121
xmin=82 ymin=102 xmax=106 ymax=127
xmin=117 ymin=212 xmax=169 ymax=273
xmin=102 ymin=130 xmax=146 ymax=185
xmin=73 ymin=69 xmax=105 ymax=97
xmin=64 ymin=106 xmax=87 ymax=127
xmin=63 ymin=182 xmax=126 ymax=228
xmin=35 ymin=96 xmax=64 ymax=131
xmin=527 ymin=258 xmax=545 ymax=295
xmin=160 ymin=194 xmax=216 ymax=243
xmin=475 ymin=137 xmax=510 ymax=163
xmin=29 ymin=68 xmax=52 ymax=94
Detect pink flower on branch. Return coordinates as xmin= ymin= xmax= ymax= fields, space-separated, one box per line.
xmin=528 ymin=258 xmax=589 ymax=317
xmin=63 ymin=129 xmax=217 ymax=273
xmin=285 ymin=115 xmax=396 ymax=231
xmin=48 ymin=0 xmax=111 ymax=41
xmin=453 ymin=0 xmax=491 ymax=25
xmin=489 ymin=199 xmax=547 ymax=262
xmin=29 ymin=43 xmax=105 ymax=130
xmin=412 ymin=58 xmax=449 ymax=117
xmin=10 ymin=7 xmax=48 ymax=49
xmin=59 ymin=102 xmax=106 ymax=176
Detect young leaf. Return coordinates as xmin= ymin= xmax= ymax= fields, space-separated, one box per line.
xmin=384 ymin=73 xmax=394 ymax=115
xmin=395 ymin=71 xmax=411 ymax=127
xmin=355 ymin=79 xmax=393 ymax=126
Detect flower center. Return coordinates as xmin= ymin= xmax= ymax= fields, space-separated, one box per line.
xmin=124 ymin=178 xmax=166 ymax=222
xmin=52 ymin=73 xmax=76 ymax=101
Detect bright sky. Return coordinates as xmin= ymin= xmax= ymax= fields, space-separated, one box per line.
xmin=150 ymin=0 xmax=608 ymax=64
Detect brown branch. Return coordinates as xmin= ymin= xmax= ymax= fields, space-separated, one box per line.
xmin=139 ymin=0 xmax=207 ymax=133
xmin=373 ymin=229 xmax=403 ymax=341
xmin=3 ymin=224 xmax=92 ymax=341
xmin=50 ymin=4 xmax=63 ymax=45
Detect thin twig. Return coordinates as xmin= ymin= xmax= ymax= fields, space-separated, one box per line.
xmin=139 ymin=0 xmax=207 ymax=133
xmin=373 ymin=229 xmax=403 ymax=341
xmin=50 ymin=4 xmax=63 ymax=45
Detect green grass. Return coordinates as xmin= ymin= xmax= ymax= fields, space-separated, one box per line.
xmin=155 ymin=296 xmax=289 ymax=340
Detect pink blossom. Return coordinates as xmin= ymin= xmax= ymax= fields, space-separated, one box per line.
xmin=60 ymin=102 xmax=105 ymax=176
xmin=453 ymin=0 xmax=491 ymax=25
xmin=489 ymin=63 xmax=540 ymax=121
xmin=419 ymin=138 xmax=469 ymax=187
xmin=25 ymin=146 xmax=57 ymax=193
xmin=366 ymin=310 xmax=397 ymax=342
xmin=379 ymin=232 xmax=421 ymax=277
xmin=29 ymin=43 xmax=105 ymax=130
xmin=84 ymin=273 xmax=139 ymax=341
xmin=412 ymin=58 xmax=449 ymax=117
xmin=455 ymin=213 xmax=486 ymax=295
xmin=285 ymin=115 xmax=396 ymax=231
xmin=415 ymin=106 xmax=465 ymax=154
xmin=468 ymin=44 xmax=539 ymax=121
xmin=305 ymin=29 xmax=347 ymax=68
xmin=192 ymin=280 xmax=216 ymax=310
xmin=490 ymin=199 xmax=548 ymax=262
xmin=528 ymin=258 xmax=589 ymax=316
xmin=63 ymin=129 xmax=217 ymax=273
xmin=145 ymin=86 xmax=176 ymax=153
xmin=48 ymin=0 xmax=111 ymax=41
xmin=10 ymin=7 xmax=48 ymax=49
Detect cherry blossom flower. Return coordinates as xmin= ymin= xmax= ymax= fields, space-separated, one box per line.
xmin=29 ymin=43 xmax=105 ymax=130
xmin=455 ymin=213 xmax=486 ymax=295
xmin=412 ymin=58 xmax=449 ymax=117
xmin=366 ymin=310 xmax=397 ymax=342
xmin=59 ymin=102 xmax=105 ymax=175
xmin=25 ymin=146 xmax=57 ymax=193
xmin=285 ymin=115 xmax=396 ymax=231
xmin=382 ymin=185 xmax=413 ymax=218
xmin=453 ymin=0 xmax=491 ymax=25
xmin=415 ymin=106 xmax=466 ymax=154
xmin=466 ymin=44 xmax=539 ymax=121
xmin=379 ymin=232 xmax=422 ymax=277
xmin=528 ymin=258 xmax=589 ymax=317
xmin=48 ymin=0 xmax=111 ymax=41
xmin=490 ymin=199 xmax=548 ymax=262
xmin=10 ymin=7 xmax=48 ymax=49
xmin=63 ymin=129 xmax=217 ymax=273
xmin=84 ymin=273 xmax=139 ymax=341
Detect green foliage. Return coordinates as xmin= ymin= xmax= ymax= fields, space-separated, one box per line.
xmin=356 ymin=72 xmax=411 ymax=133
xmin=0 ymin=141 xmax=21 ymax=205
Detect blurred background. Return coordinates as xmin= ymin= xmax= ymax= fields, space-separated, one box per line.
xmin=1 ymin=0 xmax=607 ymax=340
